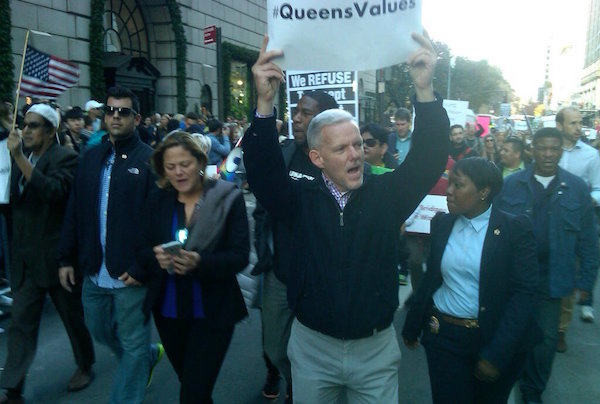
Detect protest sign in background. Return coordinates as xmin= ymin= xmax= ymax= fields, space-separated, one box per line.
xmin=286 ymin=70 xmax=359 ymax=136
xmin=442 ymin=99 xmax=469 ymax=127
xmin=267 ymin=0 xmax=422 ymax=70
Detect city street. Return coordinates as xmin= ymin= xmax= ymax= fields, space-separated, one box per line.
xmin=0 ymin=195 xmax=599 ymax=403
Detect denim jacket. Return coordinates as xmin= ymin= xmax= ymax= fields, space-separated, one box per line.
xmin=495 ymin=166 xmax=599 ymax=298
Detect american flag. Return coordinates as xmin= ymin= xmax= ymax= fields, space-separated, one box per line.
xmin=20 ymin=46 xmax=80 ymax=99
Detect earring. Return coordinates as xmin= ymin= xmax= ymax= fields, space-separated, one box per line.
xmin=198 ymin=170 xmax=204 ymax=177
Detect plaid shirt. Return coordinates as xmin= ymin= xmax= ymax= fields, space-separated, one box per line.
xmin=322 ymin=173 xmax=353 ymax=210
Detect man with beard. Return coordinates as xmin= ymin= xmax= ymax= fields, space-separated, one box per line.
xmin=449 ymin=124 xmax=479 ymax=161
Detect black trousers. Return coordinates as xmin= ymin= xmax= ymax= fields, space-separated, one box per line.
xmin=422 ymin=321 xmax=526 ymax=404
xmin=0 ymin=275 xmax=95 ymax=392
xmin=153 ymin=312 xmax=234 ymax=404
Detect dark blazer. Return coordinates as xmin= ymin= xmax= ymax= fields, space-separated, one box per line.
xmin=10 ymin=142 xmax=78 ymax=290
xmin=137 ymin=187 xmax=249 ymax=327
xmin=402 ymin=207 xmax=540 ymax=371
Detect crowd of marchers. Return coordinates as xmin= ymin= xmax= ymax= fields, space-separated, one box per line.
xmin=0 ymin=32 xmax=598 ymax=404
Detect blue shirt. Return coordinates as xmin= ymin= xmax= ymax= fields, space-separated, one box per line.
xmin=433 ymin=205 xmax=492 ymax=318
xmin=395 ymin=132 xmax=412 ymax=165
xmin=559 ymin=139 xmax=600 ymax=204
xmin=90 ymin=150 xmax=126 ymax=289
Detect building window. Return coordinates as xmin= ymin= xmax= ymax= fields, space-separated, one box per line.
xmin=103 ymin=0 xmax=149 ymax=58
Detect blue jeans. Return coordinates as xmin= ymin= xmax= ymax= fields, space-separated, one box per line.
xmin=519 ymin=294 xmax=561 ymax=401
xmin=82 ymin=278 xmax=151 ymax=404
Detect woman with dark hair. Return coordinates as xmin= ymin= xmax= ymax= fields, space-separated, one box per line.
xmin=360 ymin=123 xmax=397 ymax=174
xmin=137 ymin=131 xmax=249 ymax=403
xmin=402 ymin=157 xmax=540 ymax=404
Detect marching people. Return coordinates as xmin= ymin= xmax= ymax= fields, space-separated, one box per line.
xmin=137 ymin=131 xmax=249 ymax=403
xmin=403 ymin=157 xmax=539 ymax=404
xmin=58 ymin=86 xmax=163 ymax=404
xmin=496 ymin=128 xmax=599 ymax=404
xmin=554 ymin=107 xmax=600 ymax=351
xmin=0 ymin=104 xmax=95 ymax=404
xmin=243 ymin=32 xmax=449 ymax=402
xmin=252 ymin=90 xmax=339 ymax=401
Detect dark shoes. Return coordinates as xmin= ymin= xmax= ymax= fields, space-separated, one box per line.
xmin=67 ymin=367 xmax=93 ymax=392
xmin=556 ymin=331 xmax=567 ymax=353
xmin=0 ymin=393 xmax=24 ymax=404
xmin=261 ymin=371 xmax=281 ymax=399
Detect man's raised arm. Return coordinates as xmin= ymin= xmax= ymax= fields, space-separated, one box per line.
xmin=242 ymin=36 xmax=293 ymax=219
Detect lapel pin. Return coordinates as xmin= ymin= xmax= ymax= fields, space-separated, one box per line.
xmin=494 ymin=229 xmax=500 ymax=235
xmin=121 ymin=154 xmax=127 ymax=159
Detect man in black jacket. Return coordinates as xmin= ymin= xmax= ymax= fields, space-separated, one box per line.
xmin=253 ymin=90 xmax=338 ymax=400
xmin=58 ymin=87 xmax=160 ymax=404
xmin=244 ymin=34 xmax=449 ymax=403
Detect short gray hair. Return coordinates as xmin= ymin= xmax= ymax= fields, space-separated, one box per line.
xmin=307 ymin=109 xmax=356 ymax=149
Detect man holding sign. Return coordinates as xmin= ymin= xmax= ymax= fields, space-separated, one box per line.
xmin=243 ymin=33 xmax=449 ymax=402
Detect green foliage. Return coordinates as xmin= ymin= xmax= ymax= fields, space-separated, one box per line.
xmin=382 ymin=38 xmax=513 ymax=114
xmin=89 ymin=0 xmax=105 ymax=101
xmin=222 ymin=42 xmax=257 ymax=120
xmin=0 ymin=0 xmax=14 ymax=102
xmin=451 ymin=57 xmax=513 ymax=113
xmin=166 ymin=0 xmax=187 ymax=113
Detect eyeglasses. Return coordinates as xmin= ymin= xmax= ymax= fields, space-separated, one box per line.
xmin=104 ymin=106 xmax=136 ymax=117
xmin=363 ymin=138 xmax=378 ymax=147
xmin=485 ymin=138 xmax=495 ymax=143
xmin=23 ymin=121 xmax=44 ymax=130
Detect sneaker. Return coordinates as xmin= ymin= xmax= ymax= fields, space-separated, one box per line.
xmin=147 ymin=343 xmax=164 ymax=387
xmin=398 ymin=273 xmax=408 ymax=286
xmin=261 ymin=371 xmax=281 ymax=399
xmin=581 ymin=305 xmax=595 ymax=323
xmin=556 ymin=331 xmax=567 ymax=353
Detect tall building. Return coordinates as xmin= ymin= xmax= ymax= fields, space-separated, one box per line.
xmin=581 ymin=0 xmax=600 ymax=109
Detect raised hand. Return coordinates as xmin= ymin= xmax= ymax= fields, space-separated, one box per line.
xmin=407 ymin=32 xmax=436 ymax=102
xmin=252 ymin=35 xmax=285 ymax=115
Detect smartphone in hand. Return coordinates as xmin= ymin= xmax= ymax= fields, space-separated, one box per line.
xmin=161 ymin=241 xmax=182 ymax=274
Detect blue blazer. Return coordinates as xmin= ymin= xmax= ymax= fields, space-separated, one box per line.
xmin=402 ymin=207 xmax=540 ymax=371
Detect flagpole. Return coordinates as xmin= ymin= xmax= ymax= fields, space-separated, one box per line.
xmin=11 ymin=29 xmax=31 ymax=131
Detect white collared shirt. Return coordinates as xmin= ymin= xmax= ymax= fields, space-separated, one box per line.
xmin=559 ymin=139 xmax=600 ymax=204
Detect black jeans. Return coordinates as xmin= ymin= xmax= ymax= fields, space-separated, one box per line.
xmin=422 ymin=320 xmax=526 ymax=404
xmin=154 ymin=312 xmax=234 ymax=404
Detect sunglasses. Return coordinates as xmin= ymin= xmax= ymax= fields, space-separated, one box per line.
xmin=485 ymin=138 xmax=495 ymax=142
xmin=23 ymin=121 xmax=44 ymax=130
xmin=363 ymin=138 xmax=378 ymax=147
xmin=104 ymin=106 xmax=137 ymax=117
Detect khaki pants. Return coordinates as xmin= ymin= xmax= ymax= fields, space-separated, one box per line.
xmin=287 ymin=319 xmax=401 ymax=404
xmin=558 ymin=292 xmax=575 ymax=332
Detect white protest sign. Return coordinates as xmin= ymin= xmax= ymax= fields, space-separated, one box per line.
xmin=442 ymin=99 xmax=469 ymax=127
xmin=286 ymin=70 xmax=359 ymax=136
xmin=404 ymin=195 xmax=448 ymax=234
xmin=267 ymin=0 xmax=422 ymax=71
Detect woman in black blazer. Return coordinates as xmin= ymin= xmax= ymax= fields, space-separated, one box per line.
xmin=137 ymin=132 xmax=249 ymax=403
xmin=402 ymin=157 xmax=539 ymax=404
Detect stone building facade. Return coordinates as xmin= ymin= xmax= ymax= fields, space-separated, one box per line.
xmin=9 ymin=0 xmax=376 ymax=120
